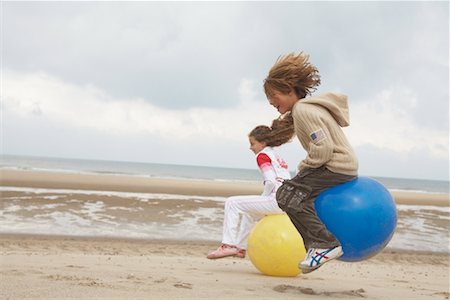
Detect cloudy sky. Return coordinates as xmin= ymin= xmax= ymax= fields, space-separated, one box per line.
xmin=2 ymin=1 xmax=449 ymax=181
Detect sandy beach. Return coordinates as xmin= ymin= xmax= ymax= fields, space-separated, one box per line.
xmin=0 ymin=234 xmax=448 ymax=300
xmin=1 ymin=169 xmax=449 ymax=299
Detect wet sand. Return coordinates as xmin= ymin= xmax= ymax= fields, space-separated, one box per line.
xmin=1 ymin=169 xmax=449 ymax=206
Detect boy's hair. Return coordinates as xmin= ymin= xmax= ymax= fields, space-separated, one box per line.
xmin=249 ymin=113 xmax=295 ymax=147
xmin=263 ymin=52 xmax=321 ymax=99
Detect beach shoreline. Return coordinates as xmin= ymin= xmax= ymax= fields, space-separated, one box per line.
xmin=1 ymin=169 xmax=449 ymax=206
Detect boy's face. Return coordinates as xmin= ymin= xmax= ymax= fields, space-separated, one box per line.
xmin=249 ymin=136 xmax=266 ymax=154
xmin=267 ymin=90 xmax=298 ymax=114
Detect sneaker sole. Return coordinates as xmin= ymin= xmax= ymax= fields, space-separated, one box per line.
xmin=207 ymin=256 xmax=244 ymax=259
xmin=207 ymin=253 xmax=243 ymax=259
xmin=299 ymin=264 xmax=322 ymax=274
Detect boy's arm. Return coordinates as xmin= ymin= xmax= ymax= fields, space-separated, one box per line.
xmin=294 ymin=108 xmax=333 ymax=170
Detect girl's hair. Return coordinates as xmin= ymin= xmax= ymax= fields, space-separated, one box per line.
xmin=249 ymin=113 xmax=295 ymax=147
xmin=263 ymin=52 xmax=321 ymax=99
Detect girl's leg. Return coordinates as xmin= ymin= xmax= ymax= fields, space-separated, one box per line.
xmin=222 ymin=194 xmax=282 ymax=249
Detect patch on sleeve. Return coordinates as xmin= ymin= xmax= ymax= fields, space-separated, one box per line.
xmin=310 ymin=128 xmax=327 ymax=144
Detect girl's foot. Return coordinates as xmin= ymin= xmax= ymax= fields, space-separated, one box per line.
xmin=207 ymin=244 xmax=246 ymax=259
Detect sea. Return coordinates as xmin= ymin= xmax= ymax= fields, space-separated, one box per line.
xmin=1 ymin=154 xmax=449 ymax=254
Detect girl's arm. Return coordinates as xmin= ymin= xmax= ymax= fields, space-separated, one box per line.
xmin=257 ymin=153 xmax=278 ymax=196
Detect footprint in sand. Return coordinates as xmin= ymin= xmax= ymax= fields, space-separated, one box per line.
xmin=153 ymin=276 xmax=193 ymax=289
xmin=154 ymin=277 xmax=168 ymax=283
xmin=433 ymin=291 xmax=450 ymax=299
xmin=273 ymin=284 xmax=366 ymax=298
xmin=65 ymin=265 xmax=85 ymax=269
xmin=174 ymin=282 xmax=193 ymax=289
xmin=44 ymin=274 xmax=108 ymax=288
xmin=2 ymin=269 xmax=25 ymax=276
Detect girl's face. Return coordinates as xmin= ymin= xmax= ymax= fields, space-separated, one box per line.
xmin=267 ymin=90 xmax=298 ymax=114
xmin=249 ymin=136 xmax=266 ymax=154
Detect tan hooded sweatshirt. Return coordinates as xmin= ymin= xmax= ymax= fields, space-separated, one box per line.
xmin=291 ymin=92 xmax=358 ymax=176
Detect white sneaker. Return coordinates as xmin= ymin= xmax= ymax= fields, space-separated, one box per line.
xmin=299 ymin=246 xmax=343 ymax=274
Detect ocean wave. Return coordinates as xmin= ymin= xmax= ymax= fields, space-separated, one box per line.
xmin=1 ymin=187 xmax=449 ymax=253
xmin=0 ymin=186 xmax=227 ymax=202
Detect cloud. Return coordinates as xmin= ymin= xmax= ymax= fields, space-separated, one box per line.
xmin=347 ymin=87 xmax=448 ymax=160
xmin=5 ymin=68 xmax=448 ymax=161
xmin=3 ymin=2 xmax=255 ymax=109
xmin=2 ymin=1 xmax=448 ymax=180
xmin=3 ymin=70 xmax=277 ymax=143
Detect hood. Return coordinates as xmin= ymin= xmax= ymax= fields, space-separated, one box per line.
xmin=301 ymin=92 xmax=350 ymax=127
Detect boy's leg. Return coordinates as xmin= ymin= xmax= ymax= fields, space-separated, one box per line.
xmin=285 ymin=198 xmax=340 ymax=249
xmin=283 ymin=167 xmax=355 ymax=249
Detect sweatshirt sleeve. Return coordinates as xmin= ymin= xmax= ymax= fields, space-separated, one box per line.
xmin=256 ymin=153 xmax=277 ymax=196
xmin=294 ymin=107 xmax=333 ymax=170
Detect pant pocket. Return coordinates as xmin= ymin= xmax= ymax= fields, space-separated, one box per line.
xmin=276 ymin=182 xmax=295 ymax=209
xmin=276 ymin=180 xmax=312 ymax=211
xmin=286 ymin=183 xmax=312 ymax=212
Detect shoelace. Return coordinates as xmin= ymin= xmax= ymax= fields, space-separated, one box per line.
xmin=310 ymin=248 xmax=334 ymax=267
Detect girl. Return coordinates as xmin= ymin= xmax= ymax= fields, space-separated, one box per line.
xmin=207 ymin=122 xmax=292 ymax=259
xmin=263 ymin=52 xmax=358 ymax=273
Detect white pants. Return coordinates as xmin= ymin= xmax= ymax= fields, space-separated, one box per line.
xmin=221 ymin=194 xmax=283 ymax=249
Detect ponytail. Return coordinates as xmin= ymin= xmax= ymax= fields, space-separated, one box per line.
xmin=249 ymin=113 xmax=295 ymax=147
xmin=268 ymin=112 xmax=295 ymax=146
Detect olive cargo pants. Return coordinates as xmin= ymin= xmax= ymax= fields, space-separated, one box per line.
xmin=276 ymin=166 xmax=356 ymax=250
